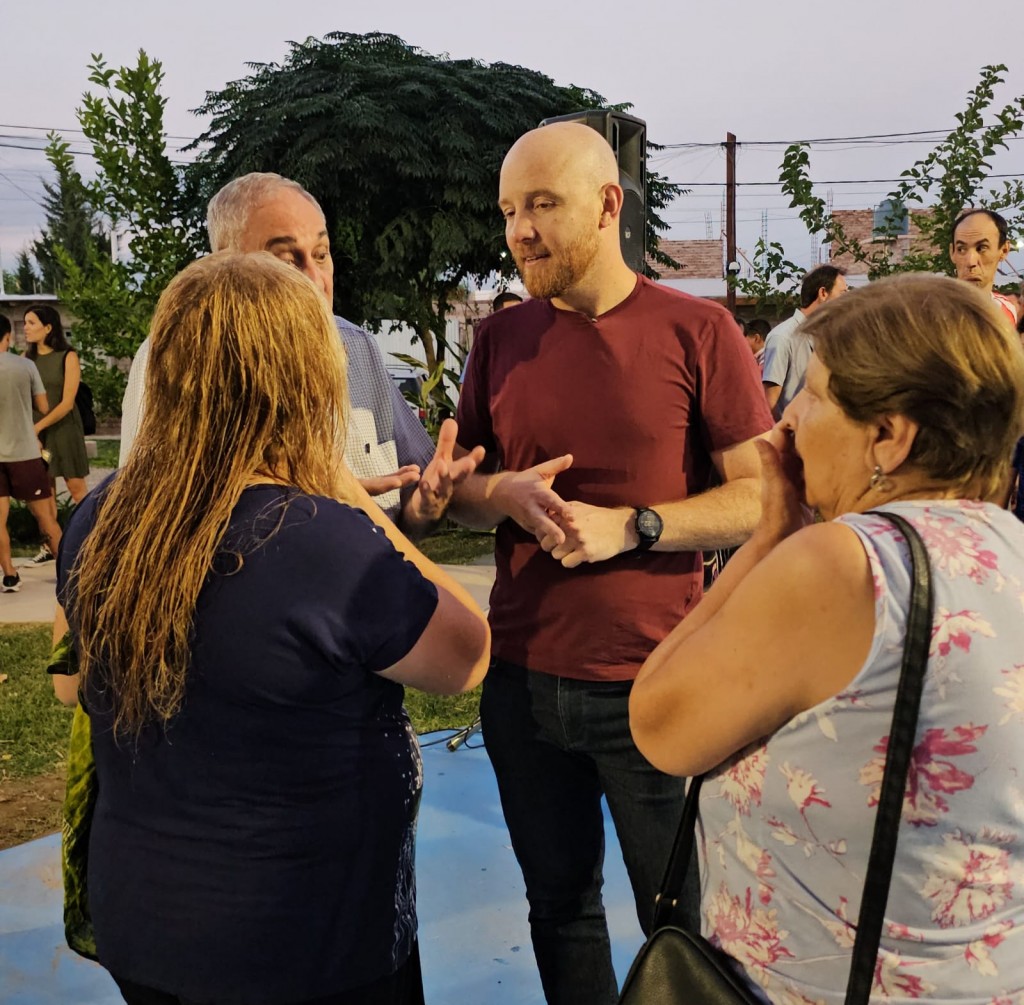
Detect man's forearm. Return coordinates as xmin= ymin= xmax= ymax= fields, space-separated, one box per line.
xmin=652 ymin=476 xmax=762 ymax=551
xmin=452 ymin=471 xmax=761 ymax=550
xmin=447 ymin=471 xmax=510 ymax=530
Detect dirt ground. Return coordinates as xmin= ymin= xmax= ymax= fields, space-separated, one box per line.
xmin=0 ymin=768 xmax=65 ymax=849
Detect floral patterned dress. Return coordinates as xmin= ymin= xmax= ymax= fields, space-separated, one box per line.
xmin=698 ymin=500 xmax=1024 ymax=1003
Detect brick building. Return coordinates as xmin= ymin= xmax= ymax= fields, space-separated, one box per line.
xmin=828 ymin=207 xmax=935 ymax=275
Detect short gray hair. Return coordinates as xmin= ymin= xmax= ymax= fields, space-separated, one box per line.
xmin=206 ymin=173 xmax=325 ymax=252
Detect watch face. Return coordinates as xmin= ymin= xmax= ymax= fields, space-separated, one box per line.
xmin=637 ymin=508 xmax=662 ymax=540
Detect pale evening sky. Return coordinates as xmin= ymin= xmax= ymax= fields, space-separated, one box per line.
xmin=1 ymin=0 xmax=1022 ymax=283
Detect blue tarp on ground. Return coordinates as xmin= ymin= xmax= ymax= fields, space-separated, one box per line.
xmin=0 ymin=732 xmax=645 ymax=1004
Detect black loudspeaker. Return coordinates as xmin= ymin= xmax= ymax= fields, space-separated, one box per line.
xmin=539 ymin=110 xmax=647 ymax=272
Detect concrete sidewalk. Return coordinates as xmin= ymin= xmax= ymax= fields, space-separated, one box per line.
xmin=0 ymin=559 xmax=59 ymax=625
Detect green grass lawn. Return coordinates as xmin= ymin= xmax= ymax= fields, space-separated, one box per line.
xmin=89 ymin=438 xmax=120 ymax=470
xmin=0 ymin=625 xmax=74 ymax=778
xmin=418 ymin=527 xmax=494 ymax=565
xmin=0 ymin=623 xmax=479 ymax=783
xmin=406 ymin=686 xmax=481 ymax=734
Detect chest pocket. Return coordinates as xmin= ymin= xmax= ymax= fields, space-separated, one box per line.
xmin=344 ymin=407 xmax=402 ymax=517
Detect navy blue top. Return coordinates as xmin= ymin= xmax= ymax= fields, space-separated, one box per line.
xmin=58 ymin=484 xmax=439 ymax=1004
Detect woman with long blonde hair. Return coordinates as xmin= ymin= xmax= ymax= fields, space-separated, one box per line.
xmin=54 ymin=252 xmax=489 ymax=1005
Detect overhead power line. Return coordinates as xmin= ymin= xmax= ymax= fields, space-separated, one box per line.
xmin=676 ymin=173 xmax=1022 ymax=187
xmin=0 ymin=138 xmax=194 ymax=166
xmin=5 ymin=119 xmax=1024 ymax=153
xmin=660 ymin=128 xmax=1024 ymax=149
xmin=0 ymin=170 xmax=45 ymax=207
xmin=0 ymin=121 xmax=199 ymax=143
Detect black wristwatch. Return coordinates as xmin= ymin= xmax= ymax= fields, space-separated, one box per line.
xmin=634 ymin=507 xmax=663 ymax=551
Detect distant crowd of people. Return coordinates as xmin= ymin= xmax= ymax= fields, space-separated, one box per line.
xmin=2 ymin=119 xmax=1022 ymax=1005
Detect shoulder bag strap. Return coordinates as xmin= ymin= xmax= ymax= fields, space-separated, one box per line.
xmin=649 ymin=508 xmax=933 ymax=1005
xmin=844 ymin=511 xmax=933 ymax=1004
xmin=651 ymin=773 xmax=704 ymax=930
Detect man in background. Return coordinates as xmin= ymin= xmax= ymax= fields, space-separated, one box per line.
xmin=950 ymin=208 xmax=1018 ymax=328
xmin=743 ymin=317 xmax=770 ymax=372
xmin=459 ymin=290 xmax=525 ymax=384
xmin=491 ymin=290 xmax=524 ymax=311
xmin=762 ymin=264 xmax=847 ymax=418
xmin=119 ymin=173 xmax=480 ymax=534
xmin=950 ymin=209 xmax=1023 ymax=524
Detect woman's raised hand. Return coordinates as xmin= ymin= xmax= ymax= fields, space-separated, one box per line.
xmin=754 ymin=425 xmax=813 ymax=543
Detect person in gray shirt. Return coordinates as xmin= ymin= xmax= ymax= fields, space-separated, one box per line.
xmin=0 ymin=314 xmax=63 ymax=591
xmin=762 ymin=265 xmax=847 ymax=419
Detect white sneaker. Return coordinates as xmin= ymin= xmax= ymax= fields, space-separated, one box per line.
xmin=29 ymin=545 xmax=54 ymax=565
xmin=2 ymin=573 xmax=21 ymax=593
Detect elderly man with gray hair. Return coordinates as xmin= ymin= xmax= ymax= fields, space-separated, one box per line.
xmin=120 ymin=173 xmax=480 ymax=534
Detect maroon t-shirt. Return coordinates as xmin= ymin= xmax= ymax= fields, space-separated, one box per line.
xmin=457 ymin=275 xmax=772 ymax=681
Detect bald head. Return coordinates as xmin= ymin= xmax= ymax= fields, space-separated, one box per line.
xmin=501 ymin=121 xmax=619 ymax=194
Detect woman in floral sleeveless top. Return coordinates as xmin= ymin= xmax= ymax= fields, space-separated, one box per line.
xmin=631 ymin=274 xmax=1024 ymax=1003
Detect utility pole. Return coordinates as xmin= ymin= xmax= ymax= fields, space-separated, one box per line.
xmin=725 ymin=132 xmax=737 ymax=313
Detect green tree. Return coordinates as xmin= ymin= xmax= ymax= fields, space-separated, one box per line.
xmin=190 ymin=31 xmax=682 ymax=419
xmin=31 ymin=137 xmax=106 ymax=292
xmin=734 ymin=64 xmax=1024 ymax=307
xmin=14 ymin=250 xmax=38 ymax=294
xmin=78 ymin=51 xmax=202 ymax=304
xmin=3 ymin=249 xmax=39 ymax=294
xmin=734 ymin=238 xmax=806 ymax=315
xmin=44 ymin=52 xmax=202 ymax=415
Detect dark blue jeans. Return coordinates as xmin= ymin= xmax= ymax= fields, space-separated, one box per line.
xmin=480 ymin=659 xmax=697 ymax=1005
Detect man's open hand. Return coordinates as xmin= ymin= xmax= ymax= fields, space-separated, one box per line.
xmin=493 ymin=454 xmax=574 ymax=546
xmin=359 ymin=465 xmax=421 ymax=497
xmin=407 ymin=418 xmax=487 ymax=526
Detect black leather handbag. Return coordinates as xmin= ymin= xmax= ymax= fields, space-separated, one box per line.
xmin=619 ymin=512 xmax=933 ymax=1005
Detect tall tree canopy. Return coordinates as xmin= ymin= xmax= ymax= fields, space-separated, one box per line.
xmin=44 ymin=52 xmax=200 ymax=415
xmin=190 ymin=31 xmax=681 ymax=397
xmin=4 ymin=249 xmax=39 ymax=295
xmin=32 ymin=136 xmax=107 ymax=292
